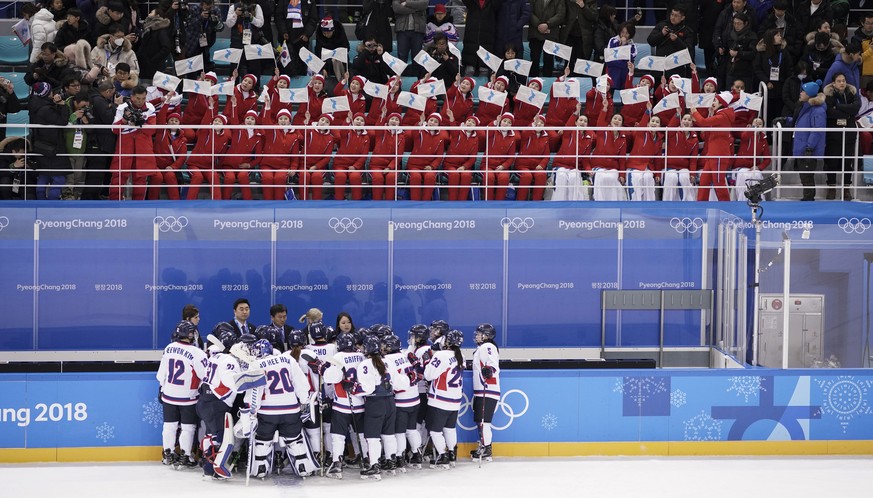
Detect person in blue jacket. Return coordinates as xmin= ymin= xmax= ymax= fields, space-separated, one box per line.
xmin=791 ymin=79 xmax=826 ymax=201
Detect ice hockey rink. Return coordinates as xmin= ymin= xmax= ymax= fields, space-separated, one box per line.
xmin=4 ymin=456 xmax=872 ymax=497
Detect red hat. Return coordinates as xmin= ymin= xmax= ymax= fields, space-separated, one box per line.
xmin=434 ymin=3 xmax=446 ymax=14
xmin=276 ymin=109 xmax=293 ymax=121
xmin=215 ymin=114 xmax=228 ymax=125
xmin=640 ymin=74 xmax=655 ymax=87
xmin=466 ymin=116 xmax=480 ymax=126
xmin=528 ymin=78 xmax=543 ymax=90
xmin=311 ymin=74 xmax=325 ymax=83
xmin=352 ymin=112 xmax=366 ymax=121
xmin=244 ymin=110 xmax=259 ymax=121
xmin=427 ymin=112 xmax=443 ymax=123
xmin=499 ymin=112 xmax=515 ymax=123
xmin=167 ymin=112 xmax=182 ymax=122
xmin=277 ymin=75 xmax=291 ymax=87
xmin=494 ymin=75 xmax=509 ymax=88
xmin=460 ymin=76 xmax=476 ymax=91
xmin=388 ymin=76 xmax=401 ymax=88
xmin=350 ymin=75 xmax=367 ymax=89
xmin=715 ymin=91 xmax=734 ymax=107
xmin=204 ymin=71 xmax=218 ymax=84
xmin=703 ymin=77 xmax=718 ymax=90
xmin=533 ymin=114 xmax=545 ymax=124
xmin=387 ymin=112 xmax=403 ymax=121
xmin=605 ymin=75 xmax=613 ymax=87
xmin=242 ymin=73 xmax=257 ymax=85
xmin=320 ymin=113 xmax=334 ymax=123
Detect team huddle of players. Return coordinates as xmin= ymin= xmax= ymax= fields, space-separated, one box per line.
xmin=156 ymin=315 xmax=501 ymax=481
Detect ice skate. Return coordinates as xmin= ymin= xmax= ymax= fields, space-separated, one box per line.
xmin=380 ymin=457 xmax=396 ymax=476
xmin=394 ymin=455 xmax=407 ymax=473
xmin=409 ymin=451 xmax=423 ymax=469
xmin=326 ymin=460 xmax=343 ymax=479
xmin=360 ymin=463 xmax=382 ymax=481
xmin=471 ymin=444 xmax=492 ymax=462
xmin=162 ymin=449 xmax=176 ymax=467
xmin=430 ymin=452 xmax=451 ymax=470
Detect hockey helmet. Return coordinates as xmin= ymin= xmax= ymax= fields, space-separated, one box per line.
xmin=325 ymin=325 xmax=339 ymax=343
xmin=362 ymin=335 xmax=382 ymax=356
xmin=475 ymin=323 xmax=496 ymax=344
xmin=430 ymin=320 xmax=449 ymax=339
xmin=308 ymin=321 xmax=328 ymax=342
xmin=172 ymin=321 xmax=197 ymax=343
xmin=336 ymin=332 xmax=357 ymax=353
xmin=287 ymin=329 xmax=307 ymax=348
xmin=408 ymin=324 xmax=428 ymax=346
xmin=381 ymin=334 xmax=402 ymax=354
xmin=249 ymin=339 xmax=273 ymax=359
xmin=445 ymin=329 xmax=464 ymax=348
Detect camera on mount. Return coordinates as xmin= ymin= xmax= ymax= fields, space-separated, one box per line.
xmin=744 ymin=175 xmax=780 ymax=205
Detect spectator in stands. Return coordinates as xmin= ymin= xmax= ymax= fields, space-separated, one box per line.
xmin=759 ymin=0 xmax=802 ymax=62
xmin=258 ymin=98 xmax=301 ymax=200
xmin=359 ymin=0 xmax=394 ymax=58
xmin=185 ymin=97 xmax=230 ymax=200
xmin=425 ymin=32 xmax=460 ymax=84
xmin=495 ymin=44 xmax=525 ymax=96
xmin=731 ymin=117 xmax=771 ymax=201
xmin=662 ymin=111 xmax=699 ymax=202
xmin=30 ymin=83 xmax=71 ymax=200
xmin=754 ymin=28 xmax=794 ymax=124
xmin=332 ymin=112 xmax=370 ymax=200
xmin=591 ymin=105 xmax=628 ymax=201
xmin=824 ymin=38 xmax=861 ymax=88
xmin=852 ymin=12 xmax=873 ymax=89
xmin=0 ymin=76 xmax=22 ymax=143
xmin=713 ymin=0 xmax=758 ymax=87
xmin=91 ymin=25 xmax=140 ymax=83
xmin=781 ymin=60 xmax=809 ymax=116
xmin=62 ymin=92 xmax=91 ymax=200
xmin=25 ymin=42 xmax=73 ymax=91
xmin=108 ymin=84 xmax=158 ymax=201
xmin=792 ymin=79 xmax=826 ymax=201
xmin=93 ymin=1 xmax=135 ymax=40
xmin=22 ymin=3 xmax=58 ymax=65
xmin=368 ymin=110 xmax=403 ymax=199
xmin=483 ymin=112 xmax=518 ymax=200
xmin=63 ymin=40 xmax=102 ymax=85
xmin=257 ymin=0 xmax=275 ymax=44
xmin=441 ymin=75 xmax=475 ymax=123
xmin=60 ymin=76 xmax=82 ymax=101
xmin=563 ymin=0 xmax=598 ymax=64
xmin=111 ymin=62 xmax=139 ymax=97
xmin=647 ymin=5 xmax=696 ymax=78
xmin=55 ymin=8 xmax=92 ymax=51
xmin=184 ymin=0 xmax=223 ymax=68
xmin=721 ymin=13 xmax=758 ymax=92
xmin=82 ymin=79 xmax=121 ymax=200
xmin=442 ymin=112 xmax=477 ymax=201
xmin=515 ymin=114 xmax=553 ymax=201
xmin=494 ymin=0 xmax=530 ymax=57
xmin=48 ymin=0 xmax=67 ymax=21
xmin=302 ymin=113 xmax=336 ymax=201
xmin=77 ymin=0 xmax=100 ymax=37
xmin=593 ymin=3 xmax=619 ymax=64
xmin=393 ymin=0 xmax=428 ymax=74
xmin=606 ymin=22 xmax=637 ymax=90
xmin=692 ymin=91 xmax=736 ymax=201
xmin=823 ymin=72 xmax=859 ymax=200
xmin=529 ymin=0 xmax=567 ymax=77
xmin=137 ymin=1 xmax=174 ymax=80
xmin=220 ymin=104 xmax=261 ymax=200
xmin=803 ymin=30 xmax=839 ymax=82
xmin=424 ymin=3 xmax=459 ymax=45
xmin=352 ymin=35 xmax=389 ymax=84
xmin=227 ymin=0 xmax=267 ymax=78
xmin=275 ymin=0 xmax=320 ymax=76
xmin=152 ymin=96 xmax=188 ymax=200
xmin=625 ymin=106 xmax=662 ymax=201
xmin=315 ymin=16 xmax=351 ymax=83
xmin=796 ymin=0 xmax=833 ymax=37
xmin=0 ymin=137 xmax=34 ymax=200
xmin=856 ymin=80 xmax=873 ymax=155
xmin=461 ymin=0 xmax=499 ymax=76
xmin=404 ymin=113 xmax=448 ymax=200
xmin=699 ymin=0 xmax=725 ymax=74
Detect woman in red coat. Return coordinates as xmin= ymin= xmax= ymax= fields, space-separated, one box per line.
xmin=663 ymin=111 xmax=700 ymax=202
xmin=223 ymin=72 xmax=259 ymax=124
xmin=545 ymin=68 xmax=579 ymax=129
xmin=369 ymin=111 xmax=404 ymax=200
xmin=402 ymin=77 xmax=439 ymax=127
xmin=552 ymin=113 xmax=595 ymax=201
xmin=265 ymin=70 xmax=293 ymax=121
xmin=332 ymin=74 xmax=368 ymax=123
xmin=404 ymin=113 xmax=448 ymax=201
xmin=185 ymin=97 xmax=230 ymax=200
xmin=625 ymin=106 xmax=663 ymax=201
xmin=293 ymin=74 xmax=328 ymax=126
xmin=443 ymin=113 xmax=480 ymax=201
xmin=220 ymin=107 xmax=262 ymax=200
xmin=366 ymin=76 xmax=403 ymax=126
xmin=302 ymin=113 xmax=337 ymax=200
xmin=584 ymin=75 xmax=614 ymax=127
xmin=621 ymin=67 xmax=655 ymax=127
xmin=258 ymin=98 xmax=301 ymax=201
xmin=153 ymin=99 xmax=187 ymax=200
xmin=515 ymin=114 xmax=554 ymax=201
xmin=590 ymin=100 xmax=628 ymax=201
xmin=692 ymin=91 xmax=736 ymax=201
xmin=484 ymin=112 xmax=519 ymax=200
xmin=333 ymin=112 xmax=370 ymax=200
xmin=180 ymin=71 xmax=218 ymax=138
xmin=475 ymin=75 xmax=510 ymax=127
xmin=731 ymin=117 xmax=770 ymax=201
xmin=512 ymin=78 xmax=543 ymax=127
xmin=440 ymin=76 xmax=475 ymax=123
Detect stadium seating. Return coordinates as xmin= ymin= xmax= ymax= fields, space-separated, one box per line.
xmin=6 ymin=111 xmax=28 ymax=136
xmin=211 ymin=38 xmax=232 ymax=67
xmin=1 ymin=72 xmax=28 ymax=100
xmin=0 ymin=35 xmax=29 ymax=66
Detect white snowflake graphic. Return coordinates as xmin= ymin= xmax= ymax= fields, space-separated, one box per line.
xmin=96 ymin=422 xmax=115 ymax=442
xmin=142 ymin=400 xmax=162 ymax=428
xmin=541 ymin=413 xmax=558 ymax=431
xmin=727 ymin=376 xmax=765 ymax=402
xmin=815 ymin=376 xmax=873 ymax=433
xmin=613 ymin=377 xmax=668 ymax=407
xmin=683 ymin=410 xmax=723 ymax=441
xmin=671 ymin=389 xmax=687 ymax=408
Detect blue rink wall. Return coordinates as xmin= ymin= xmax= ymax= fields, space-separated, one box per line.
xmin=1 ymin=201 xmax=872 ymax=357
xmin=1 ymin=369 xmax=872 ymax=462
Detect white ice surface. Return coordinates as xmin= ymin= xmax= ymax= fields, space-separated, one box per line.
xmin=3 ymin=456 xmax=873 ymax=498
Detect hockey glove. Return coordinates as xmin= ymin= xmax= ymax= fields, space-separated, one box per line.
xmin=407 ymin=351 xmax=421 ymax=368
xmin=481 ymin=366 xmax=494 ymax=380
xmin=421 ymin=348 xmax=434 ymax=364
xmin=300 ymin=349 xmax=328 ymax=375
xmin=235 ymin=407 xmax=257 ymax=438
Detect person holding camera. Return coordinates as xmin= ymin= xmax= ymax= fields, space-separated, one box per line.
xmin=109 ymin=85 xmax=159 ymax=200
xmin=25 ymin=43 xmax=75 ymax=91
xmin=647 ymin=5 xmax=696 ymax=78
xmin=185 ymin=0 xmax=223 ymax=67
xmin=83 ymin=79 xmax=123 ymax=200
xmin=0 ymin=137 xmax=35 ymax=200
xmin=62 ymin=92 xmax=93 ymax=200
xmin=30 ymin=83 xmax=72 ymax=200
xmin=0 ymin=76 xmax=22 ymax=143
xmin=227 ymin=0 xmax=268 ymax=79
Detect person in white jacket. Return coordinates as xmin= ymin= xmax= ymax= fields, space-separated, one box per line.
xmin=22 ymin=4 xmax=58 ymax=64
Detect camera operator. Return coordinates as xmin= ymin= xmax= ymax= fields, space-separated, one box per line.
xmin=83 ymin=79 xmax=122 ymax=200
xmin=227 ymin=0 xmax=268 ymax=80
xmin=647 ymin=6 xmax=696 ymax=78
xmin=0 ymin=76 xmax=22 ymax=142
xmin=0 ymin=137 xmax=35 ymax=200
xmin=30 ymin=83 xmax=72 ymax=200
xmin=62 ymin=92 xmax=92 ymax=200
xmin=275 ymin=0 xmax=319 ymax=76
xmin=185 ymin=0 xmax=224 ymax=68
xmin=108 ymin=84 xmax=159 ymax=201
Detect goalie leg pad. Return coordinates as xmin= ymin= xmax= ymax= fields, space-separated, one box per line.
xmin=213 ymin=413 xmax=236 ymax=479
xmin=284 ymin=434 xmax=320 ymax=477
xmin=252 ymin=438 xmax=274 ymax=478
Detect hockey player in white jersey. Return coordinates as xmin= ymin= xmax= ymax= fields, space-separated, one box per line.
xmin=423 ymin=329 xmax=464 ymax=470
xmin=429 ymin=320 xmax=449 ymax=351
xmin=301 ymin=322 xmax=338 ymax=465
xmin=157 ymin=321 xmax=208 ymax=469
xmin=382 ymin=333 xmax=422 ymax=472
xmin=323 ymin=331 xmax=365 ymax=479
xmin=470 ymin=323 xmax=500 ymax=462
xmin=407 ymin=324 xmax=432 ymax=453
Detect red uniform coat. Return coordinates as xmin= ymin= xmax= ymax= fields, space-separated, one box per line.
xmin=554 ymin=120 xmax=595 ymax=171
xmin=584 ymin=88 xmax=615 ymax=127
xmin=332 ymin=81 xmax=367 ymax=122
xmin=733 ymin=129 xmax=771 ymax=170
xmin=440 ymin=84 xmax=474 ymax=123
xmin=626 ymin=113 xmax=664 ymax=171
xmin=223 ymin=86 xmax=258 ymax=123
xmin=590 ymin=112 xmax=628 ymax=172
xmin=302 ymin=127 xmax=336 ymax=200
xmin=475 ymin=83 xmax=510 ymax=126
xmin=292 ymin=87 xmax=327 ymax=125
xmin=401 ymin=80 xmax=439 ymax=126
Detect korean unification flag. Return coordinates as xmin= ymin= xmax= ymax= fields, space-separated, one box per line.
xmin=257 ymin=85 xmax=270 ymax=103
xmin=604 ymin=44 xmax=632 ymax=63
xmin=174 ymin=54 xmax=204 ymax=76
xmin=552 ymin=79 xmax=580 ymax=99
xmin=211 ymin=81 xmax=235 ymax=96
xmin=477 ymin=47 xmax=502 ymax=72
xmin=652 ymin=92 xmax=680 ymax=113
xmin=382 ymin=52 xmax=409 ymax=76
xmin=280 ymin=88 xmax=309 ymax=103
xmin=183 ymin=79 xmax=212 ymax=96
xmin=321 ymin=47 xmax=349 ymax=63
xmin=516 ymin=84 xmax=547 ymax=110
xmin=664 ymin=49 xmax=693 ymax=70
xmin=543 ymin=40 xmax=572 ymax=61
xmin=688 ymin=93 xmax=715 ymax=109
xmin=738 ymin=91 xmax=763 ymax=112
xmin=619 ymin=87 xmax=650 ymax=105
xmin=364 ymin=81 xmax=390 ymax=99
xmin=504 ymin=59 xmax=532 ymax=76
xmin=447 ymin=42 xmax=462 ymax=61
xmin=573 ymin=58 xmax=604 ymax=78
xmin=416 ymin=79 xmax=446 ymax=98
xmin=413 ymin=50 xmax=441 ymax=73
xmin=12 ymin=18 xmax=30 ymax=45
xmin=279 ymin=41 xmax=292 ymax=68
xmin=674 ymin=77 xmax=693 ymax=95
xmin=477 ymin=86 xmax=507 ymax=107
xmin=595 ymin=75 xmax=610 ymax=94
xmin=858 ymin=113 xmax=873 ymax=128
xmin=398 ymin=91 xmax=428 ymax=111
xmin=636 ymin=55 xmax=665 ymax=72
xmin=322 ymin=96 xmax=351 ymax=115
xmin=300 ymin=47 xmax=325 ymax=73
xmin=214 ymin=47 xmax=243 ymax=64
xmin=244 ymin=43 xmax=274 ymax=60
xmin=153 ymin=71 xmax=181 ymax=92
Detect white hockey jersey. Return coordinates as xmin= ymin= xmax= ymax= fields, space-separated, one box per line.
xmin=252 ymin=353 xmax=310 ymax=415
xmin=358 ymin=356 xmax=411 ymax=397
xmin=331 ymin=351 xmax=365 ymax=414
xmin=384 ymin=352 xmax=420 ymax=408
xmin=303 ymin=342 xmax=338 ymax=400
xmin=424 ymin=349 xmax=463 ymax=411
xmin=157 ymin=341 xmax=208 ymax=405
xmin=203 ymin=352 xmax=243 ymax=407
xmin=407 ymin=344 xmax=432 ymax=394
xmin=472 ymin=342 xmax=500 ymax=400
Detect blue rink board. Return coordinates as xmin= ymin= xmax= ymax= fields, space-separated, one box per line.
xmin=1 ymin=369 xmax=870 ymax=449
xmin=0 ymin=201 xmax=870 ymax=352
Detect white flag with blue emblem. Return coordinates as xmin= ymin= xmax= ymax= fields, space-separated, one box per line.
xmin=503 ymin=59 xmax=532 ymax=76
xmin=737 ymin=91 xmax=763 ymax=111
xmin=174 ymin=54 xmax=204 ymax=76
xmin=183 ymin=78 xmax=211 ymax=96
xmin=652 ymin=92 xmax=680 ymax=113
xmin=398 ymin=91 xmax=428 ymax=111
xmin=416 ymin=79 xmax=446 ymax=98
xmin=618 ymin=87 xmax=650 ymax=105
xmin=244 ymin=43 xmax=274 ymax=60
xmin=321 ymin=47 xmax=349 ymax=63
xmin=674 ymin=77 xmax=693 ymax=94
xmin=858 ymin=113 xmax=873 ymax=128
xmin=573 ymin=58 xmax=604 ymax=78
xmin=516 ymin=84 xmax=547 ymax=110
xmin=543 ymin=40 xmax=572 ymax=61
xmin=299 ymin=46 xmax=325 ymax=73
xmin=477 ymin=86 xmax=507 ymax=107
xmin=688 ymin=93 xmax=715 ymax=109
xmin=322 ymin=96 xmax=351 ymax=114
xmin=279 ymin=88 xmax=309 ymax=103
xmin=604 ymin=44 xmax=632 ymax=62
xmin=477 ymin=46 xmax=502 ymax=72
xmin=153 ymin=71 xmax=181 ymax=92
xmin=636 ymin=55 xmax=665 ymax=72
xmin=414 ymin=50 xmax=441 ymax=73
xmin=663 ymin=49 xmax=693 ymax=70
xmin=211 ymin=81 xmax=235 ymax=96
xmin=382 ymin=51 xmax=409 ymax=76
xmin=364 ymin=81 xmax=390 ymax=99
xmin=447 ymin=42 xmax=462 ymax=61
xmin=552 ymin=79 xmax=580 ymax=99
xmin=214 ymin=47 xmax=243 ymax=64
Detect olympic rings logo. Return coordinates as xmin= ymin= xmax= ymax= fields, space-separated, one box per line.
xmin=500 ymin=217 xmax=535 ymax=234
xmin=153 ymin=216 xmax=188 ymax=233
xmin=329 ymin=217 xmax=363 ymax=234
xmin=837 ymin=217 xmax=871 ymax=234
xmin=0 ymin=216 xmax=8 ymax=231
xmin=457 ymin=389 xmax=530 ymax=431
xmin=722 ymin=216 xmax=745 ymax=231
xmin=670 ymin=217 xmax=704 ymax=234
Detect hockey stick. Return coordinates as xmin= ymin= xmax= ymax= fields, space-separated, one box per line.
xmin=245 ymin=385 xmax=263 ymax=486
